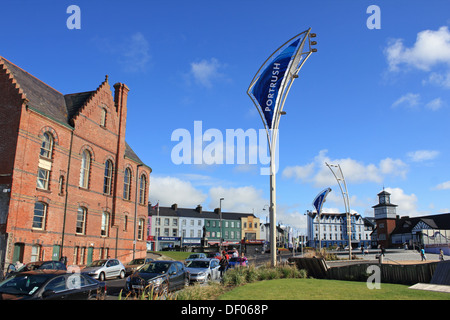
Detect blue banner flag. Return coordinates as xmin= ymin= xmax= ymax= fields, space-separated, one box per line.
xmin=312 ymin=188 xmax=332 ymax=215
xmin=248 ymin=31 xmax=310 ymax=129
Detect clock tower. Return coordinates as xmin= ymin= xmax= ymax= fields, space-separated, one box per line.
xmin=373 ymin=189 xmax=398 ymax=248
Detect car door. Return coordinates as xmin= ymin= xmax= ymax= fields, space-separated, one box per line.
xmin=105 ymin=260 xmax=115 ymax=278
xmin=167 ymin=264 xmax=178 ymax=291
xmin=176 ymin=262 xmax=187 ymax=288
xmin=110 ymin=259 xmax=120 ymax=277
xmin=41 ymin=275 xmax=68 ymax=300
xmin=210 ymin=260 xmax=220 ymax=280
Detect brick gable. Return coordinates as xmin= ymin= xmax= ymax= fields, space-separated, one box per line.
xmin=0 ymin=56 xmax=151 ymax=268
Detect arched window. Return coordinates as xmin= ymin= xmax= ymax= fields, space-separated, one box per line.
xmin=137 ymin=218 xmax=145 ymax=240
xmin=40 ymin=132 xmax=53 ymax=158
xmin=139 ymin=174 xmax=147 ymax=205
xmin=79 ymin=150 xmax=91 ymax=188
xmin=103 ymin=160 xmax=113 ymax=195
xmin=32 ymin=202 xmax=47 ymax=230
xmin=123 ymin=215 xmax=128 ymax=231
xmin=123 ymin=168 xmax=131 ymax=200
xmin=58 ymin=175 xmax=64 ymax=195
xmin=76 ymin=207 xmax=87 ymax=234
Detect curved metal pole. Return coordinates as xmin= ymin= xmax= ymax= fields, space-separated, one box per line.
xmin=325 ymin=163 xmax=352 ymax=260
xmin=247 ymin=29 xmax=316 ymax=266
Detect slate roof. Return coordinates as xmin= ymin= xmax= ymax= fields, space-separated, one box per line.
xmin=1 ymin=56 xmax=145 ymax=165
xmin=2 ymin=57 xmax=69 ymax=125
xmin=391 ymin=213 xmax=450 ymax=235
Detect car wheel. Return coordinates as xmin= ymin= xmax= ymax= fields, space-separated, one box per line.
xmin=98 ymin=272 xmax=105 ymax=282
xmin=118 ymin=270 xmax=125 ymax=279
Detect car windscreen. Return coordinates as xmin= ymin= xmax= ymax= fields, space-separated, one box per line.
xmin=186 ymin=260 xmax=209 ymax=268
xmin=140 ymin=262 xmax=170 ymax=274
xmin=87 ymin=260 xmax=107 ymax=267
xmin=0 ymin=274 xmax=52 ymax=295
xmin=127 ymin=258 xmax=144 ymax=265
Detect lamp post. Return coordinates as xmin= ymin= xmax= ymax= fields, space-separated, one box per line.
xmin=219 ymin=197 xmax=224 ymax=251
xmin=325 ymin=163 xmax=352 ymax=260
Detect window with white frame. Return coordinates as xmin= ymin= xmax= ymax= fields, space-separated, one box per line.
xmin=32 ymin=202 xmax=47 ymax=230
xmin=101 ymin=211 xmax=110 ymax=236
xmin=79 ymin=150 xmax=91 ymax=188
xmin=76 ymin=207 xmax=87 ymax=234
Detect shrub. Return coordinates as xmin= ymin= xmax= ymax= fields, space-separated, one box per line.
xmin=174 ymin=264 xmax=309 ymax=300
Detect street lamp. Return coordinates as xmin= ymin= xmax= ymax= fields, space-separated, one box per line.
xmin=325 ymin=162 xmax=352 ymax=260
xmin=219 ymin=198 xmax=224 ymax=251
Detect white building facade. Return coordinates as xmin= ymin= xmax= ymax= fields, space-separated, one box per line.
xmin=306 ymin=211 xmax=373 ymax=249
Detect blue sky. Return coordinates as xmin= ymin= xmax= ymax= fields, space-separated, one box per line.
xmin=2 ymin=1 xmax=450 ymax=233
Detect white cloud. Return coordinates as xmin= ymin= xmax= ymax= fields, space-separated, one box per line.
xmin=407 ymin=150 xmax=440 ymax=162
xmin=282 ymin=163 xmax=315 ymax=180
xmin=392 ymin=94 xmax=445 ymax=111
xmin=425 ymin=98 xmax=444 ymax=111
xmin=385 ymin=26 xmax=450 ymax=72
xmin=423 ymin=72 xmax=450 ymax=89
xmin=385 ymin=187 xmax=419 ymax=217
xmin=190 ymin=58 xmax=226 ymax=88
xmin=93 ymin=32 xmax=151 ymax=73
xmin=434 ymin=181 xmax=450 ymax=190
xmin=208 ymin=186 xmax=266 ymax=213
xmin=282 ymin=150 xmax=408 ymax=187
xmin=121 ymin=32 xmax=151 ymax=72
xmin=392 ymin=93 xmax=420 ymax=109
xmin=149 ymin=176 xmax=207 ymax=207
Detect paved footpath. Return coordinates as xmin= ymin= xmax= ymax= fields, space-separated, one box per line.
xmin=359 ymin=248 xmax=443 ymax=264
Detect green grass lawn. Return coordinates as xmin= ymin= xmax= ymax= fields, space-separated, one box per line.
xmin=218 ymin=278 xmax=450 ymax=300
xmin=152 ymin=251 xmax=192 ymax=261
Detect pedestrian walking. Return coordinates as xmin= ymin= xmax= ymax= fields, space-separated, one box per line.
xmin=439 ymin=249 xmax=444 ymax=261
xmin=238 ymin=252 xmax=248 ymax=267
xmin=380 ymin=246 xmax=385 ymax=257
xmin=420 ymin=248 xmax=427 ymax=261
xmin=219 ymin=252 xmax=228 ymax=277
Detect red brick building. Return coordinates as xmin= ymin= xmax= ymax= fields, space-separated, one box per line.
xmin=0 ymin=56 xmax=151 ymax=271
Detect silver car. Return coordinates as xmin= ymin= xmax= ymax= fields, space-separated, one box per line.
xmin=185 ymin=258 xmax=220 ymax=283
xmin=82 ymin=259 xmax=126 ymax=281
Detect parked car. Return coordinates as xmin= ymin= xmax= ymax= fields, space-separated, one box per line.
xmin=0 ymin=270 xmax=106 ymax=300
xmin=184 ymin=253 xmax=207 ymax=265
xmin=206 ymin=252 xmax=221 ymax=259
xmin=82 ymin=259 xmax=125 ymax=281
xmin=125 ymin=258 xmax=153 ymax=276
xmin=125 ymin=260 xmax=188 ymax=295
xmin=227 ymin=257 xmax=248 ymax=268
xmin=185 ymin=258 xmax=220 ymax=283
xmin=4 ymin=260 xmax=67 ymax=279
